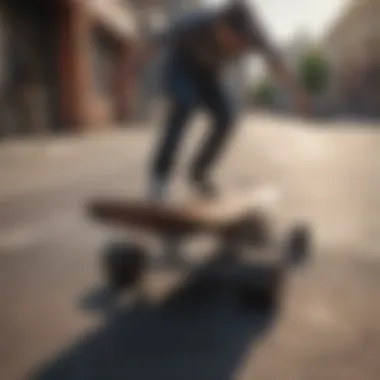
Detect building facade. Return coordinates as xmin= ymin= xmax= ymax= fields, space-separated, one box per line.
xmin=58 ymin=0 xmax=138 ymax=130
xmin=0 ymin=0 xmax=139 ymax=138
xmin=323 ymin=0 xmax=380 ymax=116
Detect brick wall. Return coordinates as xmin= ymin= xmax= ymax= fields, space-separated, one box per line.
xmin=58 ymin=0 xmax=137 ymax=130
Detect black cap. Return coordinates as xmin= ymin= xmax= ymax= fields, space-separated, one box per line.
xmin=222 ymin=0 xmax=266 ymax=48
xmin=223 ymin=0 xmax=252 ymax=33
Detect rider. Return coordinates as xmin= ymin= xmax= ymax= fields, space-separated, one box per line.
xmin=132 ymin=0 xmax=308 ymax=201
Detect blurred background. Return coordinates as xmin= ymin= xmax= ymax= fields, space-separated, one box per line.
xmin=0 ymin=1 xmax=380 ymax=380
xmin=0 ymin=0 xmax=379 ymax=136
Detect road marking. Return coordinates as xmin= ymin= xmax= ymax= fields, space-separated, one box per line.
xmin=0 ymin=213 xmax=75 ymax=253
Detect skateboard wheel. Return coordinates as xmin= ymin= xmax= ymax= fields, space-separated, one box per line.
xmin=227 ymin=212 xmax=272 ymax=248
xmin=286 ymin=225 xmax=311 ymax=267
xmin=244 ymin=212 xmax=273 ymax=246
xmin=238 ymin=265 xmax=284 ymax=310
xmin=102 ymin=241 xmax=146 ymax=291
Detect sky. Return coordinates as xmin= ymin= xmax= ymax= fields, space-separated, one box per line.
xmin=205 ymin=0 xmax=351 ymax=44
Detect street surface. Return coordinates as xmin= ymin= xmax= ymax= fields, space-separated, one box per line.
xmin=1 ymin=113 xmax=380 ymax=380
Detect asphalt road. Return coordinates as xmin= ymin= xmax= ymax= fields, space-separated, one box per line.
xmin=1 ymin=114 xmax=380 ymax=380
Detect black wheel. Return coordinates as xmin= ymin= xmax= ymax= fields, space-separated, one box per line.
xmin=238 ymin=264 xmax=284 ymax=311
xmin=102 ymin=241 xmax=146 ymax=291
xmin=231 ymin=212 xmax=273 ymax=248
xmin=286 ymin=225 xmax=312 ymax=267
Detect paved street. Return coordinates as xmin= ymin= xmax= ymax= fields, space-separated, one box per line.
xmin=1 ymin=113 xmax=380 ymax=380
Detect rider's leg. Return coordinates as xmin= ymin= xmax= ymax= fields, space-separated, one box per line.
xmin=189 ymin=79 xmax=237 ymax=197
xmin=149 ymin=58 xmax=197 ymax=201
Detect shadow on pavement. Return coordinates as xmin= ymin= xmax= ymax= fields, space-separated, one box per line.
xmin=31 ymin=256 xmax=278 ymax=380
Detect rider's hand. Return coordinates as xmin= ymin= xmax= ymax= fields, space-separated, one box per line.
xmin=266 ymin=58 xmax=311 ymax=115
xmin=292 ymin=88 xmax=310 ymax=115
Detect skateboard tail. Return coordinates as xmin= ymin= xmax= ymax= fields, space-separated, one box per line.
xmin=88 ymin=200 xmax=215 ymax=234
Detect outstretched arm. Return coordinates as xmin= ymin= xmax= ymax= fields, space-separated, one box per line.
xmin=265 ymin=53 xmax=310 ymax=114
xmin=245 ymin=2 xmax=309 ymax=112
xmin=260 ymin=42 xmax=309 ymax=113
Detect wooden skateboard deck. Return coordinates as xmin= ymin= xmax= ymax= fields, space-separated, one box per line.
xmin=88 ymin=186 xmax=279 ymax=236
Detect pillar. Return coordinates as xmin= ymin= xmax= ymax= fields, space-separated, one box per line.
xmin=57 ymin=1 xmax=92 ymax=129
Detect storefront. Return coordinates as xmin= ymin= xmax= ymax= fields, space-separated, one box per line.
xmin=58 ymin=0 xmax=137 ymax=130
xmin=0 ymin=0 xmax=60 ymax=137
xmin=0 ymin=0 xmax=137 ymax=137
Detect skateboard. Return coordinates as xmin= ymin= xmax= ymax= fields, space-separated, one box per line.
xmin=88 ymin=189 xmax=311 ymax=309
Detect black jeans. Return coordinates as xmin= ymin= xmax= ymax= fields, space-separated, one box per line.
xmin=152 ymin=56 xmax=236 ymax=182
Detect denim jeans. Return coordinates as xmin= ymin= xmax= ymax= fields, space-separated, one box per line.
xmin=151 ymin=55 xmax=236 ymax=182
